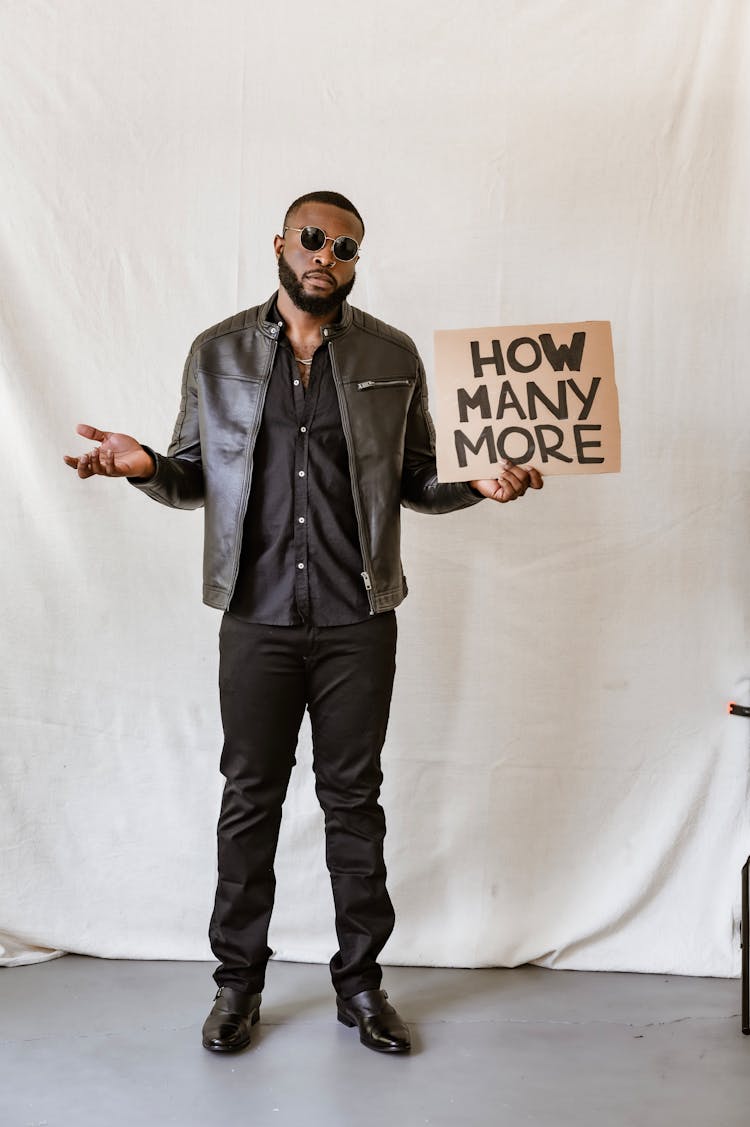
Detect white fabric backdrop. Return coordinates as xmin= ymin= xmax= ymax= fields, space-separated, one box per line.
xmin=2 ymin=0 xmax=748 ymax=976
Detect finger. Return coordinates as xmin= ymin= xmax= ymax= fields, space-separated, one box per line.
xmin=63 ymin=455 xmax=79 ymax=469
xmin=76 ymin=423 xmax=110 ymax=443
xmin=491 ymin=479 xmax=515 ymax=503
xmin=501 ymin=474 xmax=527 ymax=497
xmin=500 ymin=461 xmax=530 ymax=492
xmin=105 ymin=447 xmax=134 ymax=478
xmin=498 ymin=471 xmax=523 ymax=498
xmin=502 ymin=460 xmax=544 ymax=492
xmin=91 ymin=447 xmax=111 ymax=476
xmin=77 ymin=454 xmax=94 ymax=479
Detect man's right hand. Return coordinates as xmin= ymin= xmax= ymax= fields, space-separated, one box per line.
xmin=63 ymin=424 xmax=155 ymax=480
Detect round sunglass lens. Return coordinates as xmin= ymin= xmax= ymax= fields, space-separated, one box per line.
xmin=300 ymin=226 xmax=326 ymax=251
xmin=333 ymin=237 xmax=358 ymax=261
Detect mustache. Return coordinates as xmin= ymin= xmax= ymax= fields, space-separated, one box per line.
xmin=303 ymin=268 xmax=336 ymax=280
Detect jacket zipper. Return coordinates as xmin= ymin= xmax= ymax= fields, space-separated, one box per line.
xmin=226 ymin=338 xmax=277 ymax=606
xmin=329 ymin=343 xmax=376 ymax=614
xmin=357 ymin=379 xmax=413 ymax=390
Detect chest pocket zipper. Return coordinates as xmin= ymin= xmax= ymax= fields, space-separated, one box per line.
xmin=357 ymin=379 xmax=414 ymax=390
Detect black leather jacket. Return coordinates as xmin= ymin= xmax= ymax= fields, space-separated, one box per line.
xmin=131 ymin=295 xmax=482 ymax=613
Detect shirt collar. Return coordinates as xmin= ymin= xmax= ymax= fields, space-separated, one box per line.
xmin=260 ymin=292 xmax=351 ymax=340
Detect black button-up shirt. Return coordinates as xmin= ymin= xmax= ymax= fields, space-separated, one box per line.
xmin=228 ymin=307 xmax=372 ymax=626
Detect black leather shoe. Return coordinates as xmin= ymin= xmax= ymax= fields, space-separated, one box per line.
xmin=336 ymin=989 xmax=411 ymax=1053
xmin=201 ymin=986 xmax=261 ymax=1052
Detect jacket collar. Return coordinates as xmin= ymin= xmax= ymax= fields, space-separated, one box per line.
xmin=257 ymin=292 xmax=353 ymax=341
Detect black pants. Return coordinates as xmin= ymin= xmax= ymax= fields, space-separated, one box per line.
xmin=209 ymin=611 xmax=398 ymax=999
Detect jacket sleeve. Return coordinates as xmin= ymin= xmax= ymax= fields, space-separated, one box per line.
xmin=400 ymin=355 xmax=484 ymax=515
xmin=128 ymin=346 xmax=205 ymax=509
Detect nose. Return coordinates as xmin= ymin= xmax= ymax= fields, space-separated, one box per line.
xmin=313 ymin=237 xmax=336 ymax=267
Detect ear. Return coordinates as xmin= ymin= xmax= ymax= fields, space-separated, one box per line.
xmin=273 ymin=234 xmax=284 ymax=259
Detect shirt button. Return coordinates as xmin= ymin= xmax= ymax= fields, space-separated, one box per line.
xmin=298 ymin=470 xmax=305 ymax=477
xmin=293 ymin=379 xmax=300 ymax=386
xmin=297 ymin=562 xmax=305 ymax=570
xmin=298 ymin=517 xmax=305 ymax=524
xmin=300 ymin=426 xmax=307 ymax=433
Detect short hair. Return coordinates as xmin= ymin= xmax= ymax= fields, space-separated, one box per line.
xmin=283 ymin=191 xmax=365 ymax=237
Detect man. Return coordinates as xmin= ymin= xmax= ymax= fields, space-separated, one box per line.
xmin=64 ymin=190 xmax=543 ymax=1055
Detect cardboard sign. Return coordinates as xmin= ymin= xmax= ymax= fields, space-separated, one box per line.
xmin=434 ymin=321 xmax=620 ymax=480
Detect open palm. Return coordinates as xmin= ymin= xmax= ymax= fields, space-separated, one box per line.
xmin=64 ymin=424 xmax=154 ymax=480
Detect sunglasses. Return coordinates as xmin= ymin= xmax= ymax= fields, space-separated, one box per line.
xmin=283 ymin=226 xmax=360 ymax=262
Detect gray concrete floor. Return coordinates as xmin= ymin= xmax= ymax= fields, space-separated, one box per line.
xmin=0 ymin=956 xmax=748 ymax=1127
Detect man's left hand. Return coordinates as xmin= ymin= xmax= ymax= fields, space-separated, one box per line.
xmin=470 ymin=461 xmax=543 ymax=503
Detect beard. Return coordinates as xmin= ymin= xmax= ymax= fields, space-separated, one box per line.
xmin=277 ymin=252 xmax=356 ymax=316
